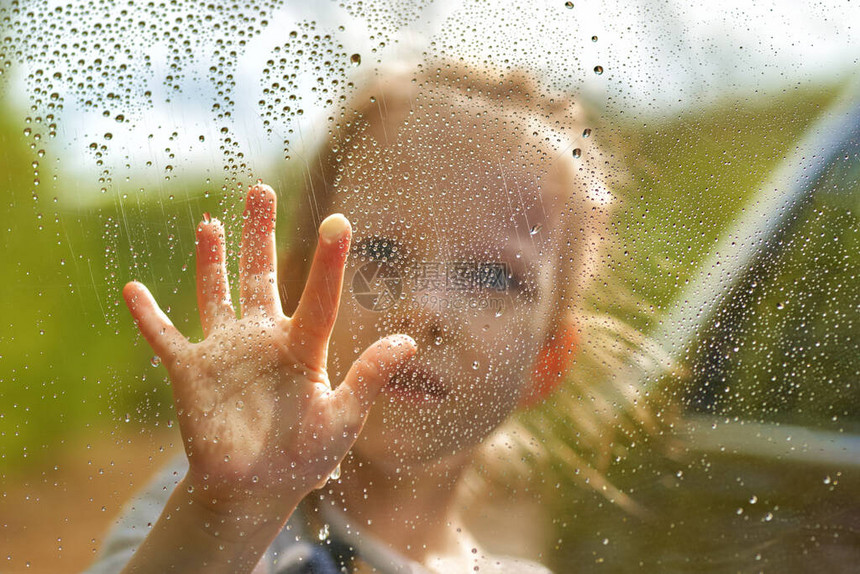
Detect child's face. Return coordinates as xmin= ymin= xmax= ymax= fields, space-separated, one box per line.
xmin=320 ymin=117 xmax=574 ymax=469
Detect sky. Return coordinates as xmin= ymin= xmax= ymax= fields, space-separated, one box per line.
xmin=6 ymin=0 xmax=860 ymax=203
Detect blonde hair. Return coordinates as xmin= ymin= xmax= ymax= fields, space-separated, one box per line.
xmin=280 ymin=60 xmax=609 ymax=319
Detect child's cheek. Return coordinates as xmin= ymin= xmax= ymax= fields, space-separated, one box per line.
xmin=484 ymin=319 xmax=542 ymax=380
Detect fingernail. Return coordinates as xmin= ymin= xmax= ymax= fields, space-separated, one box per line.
xmin=319 ymin=213 xmax=350 ymax=244
xmin=251 ymin=182 xmax=274 ymax=194
xmin=392 ymin=334 xmax=417 ymax=349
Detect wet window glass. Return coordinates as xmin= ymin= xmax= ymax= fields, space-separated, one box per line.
xmin=1 ymin=1 xmax=857 ymax=572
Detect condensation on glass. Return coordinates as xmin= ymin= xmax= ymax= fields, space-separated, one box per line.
xmin=0 ymin=1 xmax=857 ymax=572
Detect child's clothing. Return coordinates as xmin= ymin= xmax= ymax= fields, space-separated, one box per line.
xmin=84 ymin=455 xmax=552 ymax=573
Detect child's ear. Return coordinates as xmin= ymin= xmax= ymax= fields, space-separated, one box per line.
xmin=519 ymin=318 xmax=579 ymax=409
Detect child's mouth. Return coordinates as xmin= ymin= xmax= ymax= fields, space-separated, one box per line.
xmin=385 ymin=364 xmax=450 ymax=401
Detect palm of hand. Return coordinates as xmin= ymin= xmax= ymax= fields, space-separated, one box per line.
xmin=170 ymin=317 xmax=337 ymax=494
xmin=123 ymin=184 xmax=415 ymax=506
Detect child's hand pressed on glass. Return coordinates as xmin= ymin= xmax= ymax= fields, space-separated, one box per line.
xmin=122 ymin=184 xmax=416 ymax=517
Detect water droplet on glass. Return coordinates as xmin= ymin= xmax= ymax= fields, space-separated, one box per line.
xmin=572 ymin=148 xmax=582 ymax=159
xmin=472 ymin=361 xmax=480 ymax=370
xmin=235 ymin=400 xmax=244 ymax=411
xmin=591 ymin=35 xmax=598 ymax=42
xmin=318 ymin=523 xmax=330 ymax=541
xmin=593 ymin=66 xmax=604 ymax=75
xmin=564 ymin=1 xmax=574 ymax=7
xmin=350 ymin=54 xmax=361 ymax=67
xmin=582 ymin=128 xmax=592 ymax=138
xmin=529 ymin=224 xmax=542 ymax=236
xmin=202 ymin=212 xmax=211 ymax=224
xmin=150 ymin=355 xmax=162 ymax=367
xmin=330 ymin=464 xmax=342 ymax=481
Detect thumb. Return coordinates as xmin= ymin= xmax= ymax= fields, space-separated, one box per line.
xmin=332 ymin=334 xmax=417 ymax=432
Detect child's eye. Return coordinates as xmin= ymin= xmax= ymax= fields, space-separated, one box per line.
xmin=472 ymin=263 xmax=537 ymax=299
xmin=448 ymin=260 xmax=538 ymax=300
xmin=504 ymin=269 xmax=521 ymax=291
xmin=475 ymin=263 xmax=510 ymax=291
xmin=353 ymin=236 xmax=401 ymax=263
xmin=504 ymin=265 xmax=538 ymax=301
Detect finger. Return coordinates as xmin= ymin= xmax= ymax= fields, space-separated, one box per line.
xmin=196 ymin=217 xmax=234 ymax=336
xmin=332 ymin=334 xmax=417 ymax=431
xmin=290 ymin=214 xmax=351 ymax=366
xmin=239 ymin=183 xmax=280 ymax=318
xmin=123 ymin=281 xmax=188 ymax=362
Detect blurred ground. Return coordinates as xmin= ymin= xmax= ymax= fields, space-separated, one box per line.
xmin=1 ymin=428 xmax=180 ymax=573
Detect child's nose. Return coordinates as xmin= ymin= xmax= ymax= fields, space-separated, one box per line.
xmin=388 ymin=296 xmax=454 ymax=348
